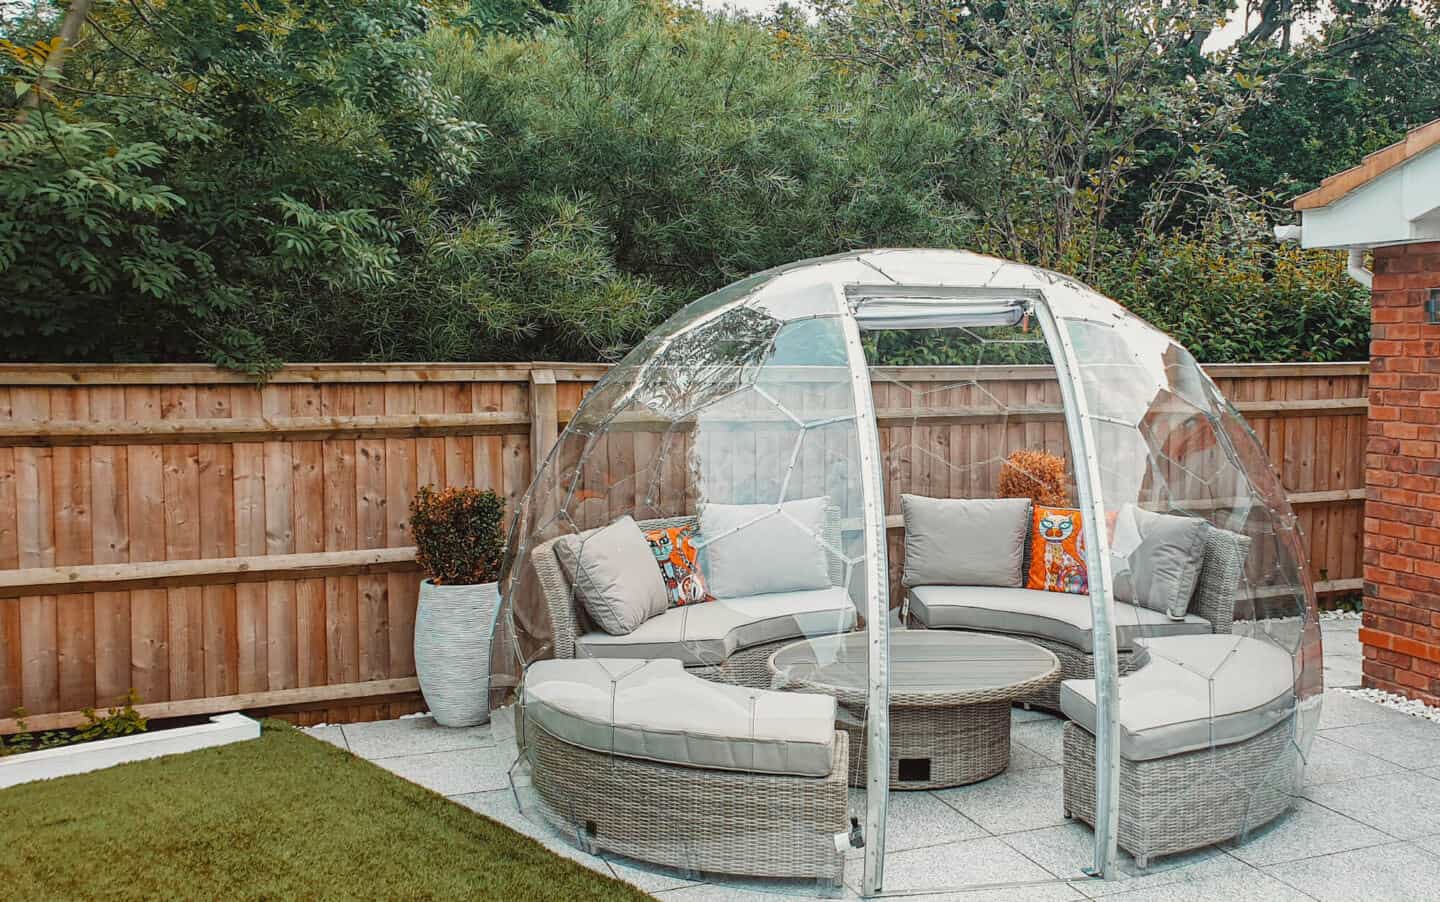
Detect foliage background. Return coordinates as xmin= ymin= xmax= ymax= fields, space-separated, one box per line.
xmin=3 ymin=0 xmax=1435 ymax=369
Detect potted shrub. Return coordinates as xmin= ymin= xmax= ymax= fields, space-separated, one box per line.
xmin=409 ymin=486 xmax=506 ymax=727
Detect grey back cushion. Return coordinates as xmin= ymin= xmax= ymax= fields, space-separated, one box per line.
xmin=554 ymin=515 xmax=669 ymax=635
xmin=901 ymin=495 xmax=1031 ymax=588
xmin=699 ymin=497 xmax=831 ymax=599
xmin=1111 ymin=506 xmax=1209 ymax=620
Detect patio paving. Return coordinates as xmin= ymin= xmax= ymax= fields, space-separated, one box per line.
xmin=305 ymin=619 xmax=1440 ymax=900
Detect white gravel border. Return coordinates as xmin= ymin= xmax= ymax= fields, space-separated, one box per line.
xmin=1319 ymin=608 xmax=1362 ymax=621
xmin=1338 ymin=687 xmax=1440 ymax=723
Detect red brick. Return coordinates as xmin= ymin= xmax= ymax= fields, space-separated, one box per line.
xmin=1379 ymin=552 xmax=1415 ymax=572
xmin=1382 ymin=422 xmax=1421 ymax=440
xmin=1396 ymin=669 xmax=1431 ymax=690
xmin=1377 ymin=488 xmax=1419 ymax=506
xmin=1400 ymin=541 xmax=1437 ymax=561
xmin=1399 ymin=475 xmax=1438 ymax=493
xmin=1375 ymin=519 xmax=1415 ymax=539
xmin=1401 ymin=406 xmax=1440 ymax=425
xmin=1399 ymin=440 xmax=1437 ymax=458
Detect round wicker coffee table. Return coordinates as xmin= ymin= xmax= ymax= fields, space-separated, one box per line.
xmin=768 ymin=630 xmax=1060 ymax=790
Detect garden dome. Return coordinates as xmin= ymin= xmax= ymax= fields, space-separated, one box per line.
xmin=489 ymin=249 xmax=1321 ymax=896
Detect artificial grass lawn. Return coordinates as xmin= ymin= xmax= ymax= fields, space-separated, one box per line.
xmin=0 ymin=720 xmax=650 ymax=901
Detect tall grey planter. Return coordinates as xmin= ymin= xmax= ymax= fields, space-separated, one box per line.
xmin=414 ymin=579 xmax=497 ymax=727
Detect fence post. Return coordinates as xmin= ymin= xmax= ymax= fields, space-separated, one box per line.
xmin=529 ymin=368 xmax=558 ymax=478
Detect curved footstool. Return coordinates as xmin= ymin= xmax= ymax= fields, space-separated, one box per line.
xmin=519 ymin=658 xmax=849 ymax=884
xmin=1060 ymin=635 xmax=1303 ymax=868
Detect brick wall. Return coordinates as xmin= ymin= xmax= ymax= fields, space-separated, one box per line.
xmin=1361 ymin=240 xmax=1440 ymax=705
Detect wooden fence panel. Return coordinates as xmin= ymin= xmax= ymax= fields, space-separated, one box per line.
xmin=0 ymin=361 xmax=1366 ymax=730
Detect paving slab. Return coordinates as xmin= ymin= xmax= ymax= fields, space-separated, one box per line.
xmin=1009 ymin=740 xmax=1061 ymax=771
xmin=1263 ymin=840 xmax=1440 ymax=902
xmin=371 ymin=744 xmax=511 ymax=796
xmin=1315 ymin=690 xmax=1411 ymax=731
xmin=1302 ymin=734 xmax=1405 ymax=786
xmin=302 ymin=724 xmax=349 ymax=751
xmin=1096 ymin=866 xmax=1313 ymax=902
xmin=843 ymin=835 xmax=1080 ymax=900
xmin=934 ymin=765 xmax=1069 ymax=835
xmin=998 ymin=822 xmax=1244 ymax=898
xmin=1412 ymin=833 xmax=1440 ymax=859
xmin=1222 ymin=797 xmax=1390 ymax=867
xmin=1319 ymin=716 xmax=1440 ymax=769
xmin=1303 ymin=770 xmax=1440 ymax=839
xmin=1012 ymin=717 xmax=1065 ymax=764
xmin=339 ymin=715 xmax=493 ymax=760
xmin=844 ymin=789 xmax=988 ymax=857
xmin=1014 ymin=705 xmax=1057 ymax=723
xmin=657 ymin=882 xmax=844 ymax=901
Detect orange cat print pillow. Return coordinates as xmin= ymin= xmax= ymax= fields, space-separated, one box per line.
xmin=1026 ymin=507 xmax=1088 ymax=595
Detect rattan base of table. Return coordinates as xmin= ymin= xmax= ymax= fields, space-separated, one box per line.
xmin=838 ymin=700 xmax=1012 ymax=790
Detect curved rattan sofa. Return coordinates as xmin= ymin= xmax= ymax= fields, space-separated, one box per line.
xmin=528 ymin=508 xmax=850 ymax=688
xmin=907 ymin=524 xmax=1251 ymax=710
xmin=517 ymin=657 xmax=849 ymax=883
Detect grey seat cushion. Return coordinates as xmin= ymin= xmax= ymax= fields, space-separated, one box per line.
xmin=523 ymin=657 xmax=837 ymax=777
xmin=907 ymin=585 xmax=1211 ymax=653
xmin=576 ymin=586 xmax=857 ymax=666
xmin=901 ymin=495 xmax=1030 ymax=588
xmin=1061 ymin=635 xmax=1296 ymax=762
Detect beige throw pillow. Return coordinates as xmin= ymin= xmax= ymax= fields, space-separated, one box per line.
xmin=901 ymin=495 xmax=1031 ymax=588
xmin=554 ymin=516 xmax=669 ymax=635
xmin=1111 ymin=506 xmax=1209 ymax=620
xmin=698 ymin=497 xmax=831 ymax=599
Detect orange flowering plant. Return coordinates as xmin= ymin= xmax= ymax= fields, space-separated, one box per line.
xmin=998 ymin=449 xmax=1070 ymax=507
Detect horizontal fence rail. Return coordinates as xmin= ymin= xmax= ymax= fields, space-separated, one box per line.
xmin=0 ymin=361 xmax=1368 ymax=732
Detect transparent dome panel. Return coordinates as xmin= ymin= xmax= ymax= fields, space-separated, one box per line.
xmin=493 ymin=302 xmax=876 ymax=891
xmin=1055 ymin=304 xmax=1318 ymax=865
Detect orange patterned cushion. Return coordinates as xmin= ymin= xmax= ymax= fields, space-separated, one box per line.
xmin=1026 ymin=507 xmax=1089 ymax=595
xmin=645 ymin=524 xmax=713 ymax=607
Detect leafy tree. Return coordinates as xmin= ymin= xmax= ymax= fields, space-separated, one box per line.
xmin=0 ymin=0 xmax=1412 ymax=367
xmin=2 ymin=0 xmax=484 ymax=368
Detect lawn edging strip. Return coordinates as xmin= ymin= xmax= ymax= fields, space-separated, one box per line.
xmin=0 ymin=712 xmax=260 ymax=789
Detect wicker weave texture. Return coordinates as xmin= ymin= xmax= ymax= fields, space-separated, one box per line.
xmin=1191 ymin=527 xmax=1249 ymax=634
xmin=1062 ymin=718 xmax=1299 ymax=865
xmin=525 ymin=722 xmax=849 ymax=883
xmin=836 ymin=700 xmax=1012 ymax=789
